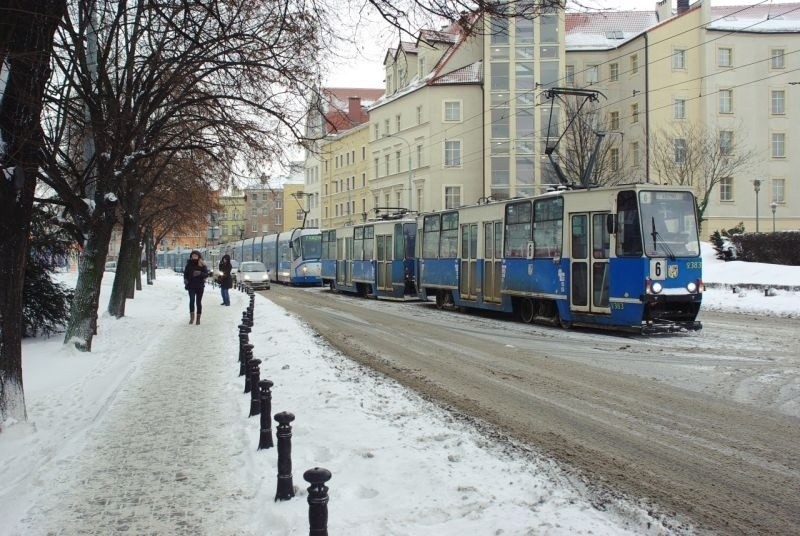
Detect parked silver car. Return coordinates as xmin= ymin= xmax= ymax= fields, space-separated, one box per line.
xmin=238 ymin=261 xmax=270 ymax=290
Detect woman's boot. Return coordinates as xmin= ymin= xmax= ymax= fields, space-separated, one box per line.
xmin=195 ymin=313 xmax=201 ymax=325
xmin=190 ymin=312 xmax=195 ymax=324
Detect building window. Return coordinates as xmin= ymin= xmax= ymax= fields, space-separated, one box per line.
xmin=262 ymin=207 xmax=269 ymax=216
xmin=417 ymin=144 xmax=424 ymax=168
xmin=771 ymin=90 xmax=785 ymax=115
xmin=443 ymin=100 xmax=462 ymax=122
xmin=374 ymin=157 xmax=379 ymax=177
xmin=586 ymin=65 xmax=598 ymax=85
xmin=609 ymin=62 xmax=619 ymax=82
xmin=719 ymin=130 xmax=734 ymax=156
xmin=275 ymin=198 xmax=282 ymax=209
xmin=361 ymin=172 xmax=366 ymax=187
xmin=251 ymin=207 xmax=257 ymax=217
xmin=444 ymin=140 xmax=462 ymax=167
xmin=416 ymin=105 xmax=423 ymax=124
xmin=672 ymin=49 xmax=686 ymax=70
xmin=674 ymin=138 xmax=687 ymax=164
xmin=631 ymin=103 xmax=639 ymax=123
xmin=719 ymin=177 xmax=733 ymax=202
xmin=384 ymin=119 xmax=390 ymax=135
xmin=374 ymin=124 xmax=379 ymax=139
xmin=631 ymin=141 xmax=640 ymax=167
xmin=771 ymin=48 xmax=785 ymax=69
xmin=491 ymin=108 xmax=510 ymax=138
xmin=296 ymin=209 xmax=304 ymax=221
xmin=395 ymin=114 xmax=401 ymax=132
xmin=630 ymin=54 xmax=639 ymax=74
xmin=610 ymin=148 xmax=620 ymax=171
xmin=565 ymin=65 xmax=575 ymax=87
xmin=673 ymin=98 xmax=686 ymax=120
xmin=719 ymin=89 xmax=732 ymax=114
xmin=251 ymin=193 xmax=258 ymax=201
xmin=717 ymin=47 xmax=732 ymax=68
xmin=396 ymin=151 xmax=401 ymax=172
xmin=491 ymin=62 xmax=510 ymax=91
xmin=444 ymin=186 xmax=461 ymax=209
xmin=385 ymin=154 xmax=390 ymax=175
xmin=609 ymin=111 xmax=620 ymax=131
xmin=771 ymin=132 xmax=785 ymax=158
xmin=251 ymin=222 xmax=257 ymax=232
xmin=772 ymin=178 xmax=785 ymax=203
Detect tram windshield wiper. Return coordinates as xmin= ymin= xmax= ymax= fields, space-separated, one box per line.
xmin=651 ymin=217 xmax=676 ymax=260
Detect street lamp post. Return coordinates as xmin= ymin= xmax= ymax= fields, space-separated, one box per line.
xmin=753 ymin=179 xmax=761 ymax=232
xmin=771 ymin=201 xmax=777 ymax=232
xmin=385 ymin=133 xmax=413 ymax=212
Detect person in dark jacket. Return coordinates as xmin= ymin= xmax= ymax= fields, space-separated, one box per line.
xmin=183 ymin=250 xmax=209 ymax=324
xmin=218 ymin=254 xmax=233 ymax=306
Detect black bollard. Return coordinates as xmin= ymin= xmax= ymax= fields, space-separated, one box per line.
xmin=274 ymin=411 xmax=295 ymax=501
xmin=239 ymin=342 xmax=253 ymax=377
xmin=238 ymin=332 xmax=249 ymax=363
xmin=304 ymin=467 xmax=332 ymax=536
xmin=257 ymin=379 xmax=274 ymax=450
xmin=248 ymin=359 xmax=262 ymax=417
xmin=243 ymin=346 xmax=254 ymax=392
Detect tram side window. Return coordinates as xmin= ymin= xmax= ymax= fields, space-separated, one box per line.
xmin=394 ymin=224 xmax=404 ymax=260
xmin=504 ymin=201 xmax=532 ymax=258
xmin=440 ymin=212 xmax=459 ymax=257
xmin=403 ymin=223 xmax=416 ymax=259
xmin=354 ymin=227 xmax=364 ymax=260
xmin=422 ymin=215 xmax=440 ymax=257
xmin=364 ymin=225 xmax=375 ymax=259
xmin=616 ymin=191 xmax=643 ymax=257
xmin=532 ymin=197 xmax=563 ymax=257
xmin=322 ymin=231 xmax=336 ymax=260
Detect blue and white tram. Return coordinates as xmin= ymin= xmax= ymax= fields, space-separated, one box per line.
xmin=417 ymin=184 xmax=703 ymax=333
xmin=321 ymin=217 xmax=417 ymax=299
xmin=260 ymin=228 xmax=322 ymax=285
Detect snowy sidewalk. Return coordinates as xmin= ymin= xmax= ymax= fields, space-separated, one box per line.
xmin=15 ymin=286 xmax=262 ymax=535
xmin=2 ymin=271 xmax=669 ymax=535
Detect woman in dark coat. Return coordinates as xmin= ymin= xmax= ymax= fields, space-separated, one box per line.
xmin=183 ymin=250 xmax=209 ymax=324
xmin=218 ymin=254 xmax=233 ymax=306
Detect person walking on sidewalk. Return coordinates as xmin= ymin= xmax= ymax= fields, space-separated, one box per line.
xmin=218 ymin=254 xmax=233 ymax=306
xmin=183 ymin=250 xmax=209 ymax=324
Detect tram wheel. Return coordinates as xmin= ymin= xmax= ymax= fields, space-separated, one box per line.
xmin=435 ymin=291 xmax=445 ymax=309
xmin=519 ymin=298 xmax=535 ymax=323
xmin=558 ymin=313 xmax=572 ymax=330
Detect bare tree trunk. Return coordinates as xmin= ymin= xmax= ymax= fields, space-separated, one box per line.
xmin=108 ymin=217 xmax=140 ymax=317
xmin=63 ymin=219 xmax=113 ymax=350
xmin=0 ymin=0 xmax=65 ymax=428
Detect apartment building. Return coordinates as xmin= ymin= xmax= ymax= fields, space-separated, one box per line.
xmin=319 ymin=123 xmax=370 ymax=228
xmin=566 ymin=0 xmax=799 ymax=233
xmin=217 ymin=191 xmax=245 ymax=244
xmin=242 ymin=188 xmax=283 ymax=238
xmin=305 ymin=88 xmax=383 ymax=229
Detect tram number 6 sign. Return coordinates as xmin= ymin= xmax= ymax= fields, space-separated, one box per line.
xmin=650 ymin=259 xmax=667 ymax=281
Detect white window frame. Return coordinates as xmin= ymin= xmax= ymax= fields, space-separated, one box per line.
xmin=674 ymin=138 xmax=687 ymax=164
xmin=771 ymin=90 xmax=785 ymax=115
xmin=771 ymin=132 xmax=786 ymax=158
xmin=673 ymin=98 xmax=686 ymax=120
xmin=672 ymin=48 xmax=686 ymax=70
xmin=444 ymin=185 xmax=461 ymax=209
xmin=443 ymin=100 xmax=462 ymax=122
xmin=444 ymin=140 xmax=462 ymax=168
xmin=719 ymin=177 xmax=733 ymax=202
xmin=771 ymin=48 xmax=785 ymax=70
xmin=718 ymin=89 xmax=732 ymax=114
xmin=609 ymin=62 xmax=619 ymax=82
xmin=630 ymin=54 xmax=639 ymax=75
xmin=586 ymin=64 xmax=598 ymax=85
xmin=719 ymin=130 xmax=734 ymax=156
xmin=717 ymin=47 xmax=733 ymax=68
xmin=772 ymin=178 xmax=786 ymax=204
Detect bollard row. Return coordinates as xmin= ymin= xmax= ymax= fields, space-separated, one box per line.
xmin=233 ymin=295 xmax=331 ymax=535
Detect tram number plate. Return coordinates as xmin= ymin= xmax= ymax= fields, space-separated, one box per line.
xmin=650 ymin=259 xmax=667 ymax=281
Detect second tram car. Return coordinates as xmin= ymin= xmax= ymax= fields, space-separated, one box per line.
xmin=321 ymin=215 xmax=417 ymax=299
xmin=261 ymin=228 xmax=322 ymax=285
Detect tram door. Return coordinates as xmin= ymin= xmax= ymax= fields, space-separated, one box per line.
xmin=459 ymin=223 xmax=478 ymax=300
xmin=337 ymin=236 xmax=352 ymax=286
xmin=376 ymin=232 xmax=392 ymax=292
xmin=569 ymin=213 xmax=611 ymax=313
xmin=482 ymin=221 xmax=502 ymax=303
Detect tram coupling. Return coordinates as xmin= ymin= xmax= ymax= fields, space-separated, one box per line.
xmin=642 ymin=320 xmax=703 ymax=335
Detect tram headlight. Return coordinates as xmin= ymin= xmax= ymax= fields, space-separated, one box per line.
xmin=302 ymin=266 xmax=308 ymax=274
xmin=651 ymin=282 xmax=663 ymax=294
xmin=687 ymin=281 xmax=697 ymax=293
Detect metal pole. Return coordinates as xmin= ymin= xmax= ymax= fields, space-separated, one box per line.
xmin=753 ymin=179 xmax=761 ymax=233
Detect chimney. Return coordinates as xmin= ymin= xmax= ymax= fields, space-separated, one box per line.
xmin=677 ymin=0 xmax=689 ymax=14
xmin=347 ymin=96 xmax=361 ymax=120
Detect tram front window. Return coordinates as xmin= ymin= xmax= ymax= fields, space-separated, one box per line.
xmin=638 ymin=191 xmax=700 ymax=258
xmin=300 ymin=234 xmax=322 ymax=259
